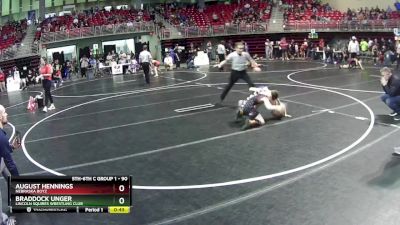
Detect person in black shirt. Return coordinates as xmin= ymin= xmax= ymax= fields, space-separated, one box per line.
xmin=20 ymin=66 xmax=28 ymax=90
xmin=380 ymin=67 xmax=400 ymax=120
xmin=0 ymin=105 xmax=20 ymax=176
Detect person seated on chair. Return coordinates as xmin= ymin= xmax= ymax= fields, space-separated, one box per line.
xmin=236 ymin=86 xmax=291 ymax=130
xmin=128 ymin=57 xmax=139 ymax=74
xmin=187 ymin=54 xmax=196 ymax=69
xmin=164 ymin=53 xmax=174 ymax=71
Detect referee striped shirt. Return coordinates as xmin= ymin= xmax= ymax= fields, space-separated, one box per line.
xmin=139 ymin=50 xmax=152 ymax=63
xmin=225 ymin=52 xmax=253 ymax=71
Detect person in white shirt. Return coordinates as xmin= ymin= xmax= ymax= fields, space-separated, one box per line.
xmin=368 ymin=38 xmax=374 ymax=51
xmin=138 ymin=45 xmax=153 ymax=84
xmin=295 ymin=43 xmax=299 ymax=58
xmin=164 ymin=53 xmax=174 ymax=71
xmin=128 ymin=58 xmax=139 ymax=74
xmin=215 ymin=42 xmax=260 ymax=102
xmin=217 ymin=40 xmax=226 ymax=70
xmin=110 ymin=59 xmax=117 ymax=67
xmin=348 ymin=36 xmax=360 ymax=59
xmin=265 ymin=39 xmax=272 ymax=60
xmin=80 ymin=55 xmax=89 ymax=78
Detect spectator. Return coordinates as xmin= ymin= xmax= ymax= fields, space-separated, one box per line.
xmin=20 ymin=66 xmax=28 ymax=90
xmin=206 ymin=41 xmax=213 ymax=61
xmin=348 ymin=36 xmax=359 ymax=59
xmin=80 ymin=55 xmax=89 ymax=78
xmin=0 ymin=69 xmax=5 ymax=92
xmin=186 ymin=54 xmax=196 ymax=69
xmin=368 ymin=38 xmax=374 ymax=50
xmin=380 ymin=67 xmax=400 ymax=120
xmin=384 ymin=48 xmax=395 ymax=66
xmin=164 ymin=53 xmax=174 ymax=71
xmin=265 ymin=39 xmax=272 ymax=60
xmin=280 ymin=37 xmax=289 ymax=61
xmin=173 ymin=44 xmax=181 ymax=68
xmin=396 ymin=41 xmax=400 ymax=70
xmin=360 ymin=39 xmax=369 ymax=55
xmin=217 ymin=40 xmax=226 ymax=67
xmin=212 ymin=13 xmax=219 ymax=22
xmin=0 ymin=104 xmax=20 ymax=177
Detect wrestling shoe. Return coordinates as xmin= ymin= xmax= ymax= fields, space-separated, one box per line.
xmin=235 ymin=110 xmax=243 ymax=122
xmin=42 ymin=106 xmax=48 ymax=112
xmin=392 ymin=146 xmax=400 ymax=157
xmin=241 ymin=119 xmax=252 ymax=130
xmin=389 ymin=111 xmax=398 ymax=116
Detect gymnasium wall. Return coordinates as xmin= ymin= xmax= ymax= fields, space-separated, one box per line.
xmin=321 ymin=0 xmax=396 ymax=12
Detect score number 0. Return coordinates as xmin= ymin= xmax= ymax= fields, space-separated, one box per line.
xmin=117 ymin=184 xmax=127 ymax=205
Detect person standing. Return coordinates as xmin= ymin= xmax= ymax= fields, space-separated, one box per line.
xmin=20 ymin=66 xmax=28 ymax=90
xmin=215 ymin=42 xmax=258 ymax=102
xmin=265 ymin=39 xmax=272 ymax=60
xmin=52 ymin=59 xmax=63 ymax=88
xmin=280 ymin=37 xmax=289 ymax=61
xmin=80 ymin=55 xmax=89 ymax=78
xmin=139 ymin=45 xmax=153 ymax=84
xmin=360 ymin=38 xmax=369 ymax=56
xmin=0 ymin=69 xmax=5 ymax=93
xmin=207 ymin=41 xmax=213 ymax=62
xmin=217 ymin=40 xmax=226 ymax=70
xmin=38 ymin=57 xmax=55 ymax=112
xmin=173 ymin=44 xmax=181 ymax=68
xmin=348 ymin=36 xmax=359 ymax=59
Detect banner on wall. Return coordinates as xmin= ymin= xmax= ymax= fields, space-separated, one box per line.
xmin=111 ymin=64 xmax=123 ymax=75
xmin=7 ymin=76 xmax=21 ymax=92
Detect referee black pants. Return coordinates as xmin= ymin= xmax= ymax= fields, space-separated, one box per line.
xmin=42 ymin=79 xmax=53 ymax=106
xmin=141 ymin=62 xmax=150 ymax=84
xmin=220 ymin=69 xmax=255 ymax=101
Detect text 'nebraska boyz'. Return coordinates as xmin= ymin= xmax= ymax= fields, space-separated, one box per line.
xmin=14 ymin=183 xmax=73 ymax=194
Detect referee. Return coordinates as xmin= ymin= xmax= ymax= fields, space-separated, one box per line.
xmin=139 ymin=45 xmax=153 ymax=84
xmin=216 ymin=42 xmax=257 ymax=102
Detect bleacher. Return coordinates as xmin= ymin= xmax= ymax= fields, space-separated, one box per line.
xmin=0 ymin=20 xmax=27 ymax=54
xmin=161 ymin=1 xmax=271 ymax=28
xmin=37 ymin=8 xmax=151 ymax=35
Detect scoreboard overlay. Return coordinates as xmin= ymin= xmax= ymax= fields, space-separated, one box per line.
xmin=8 ymin=176 xmax=132 ymax=214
